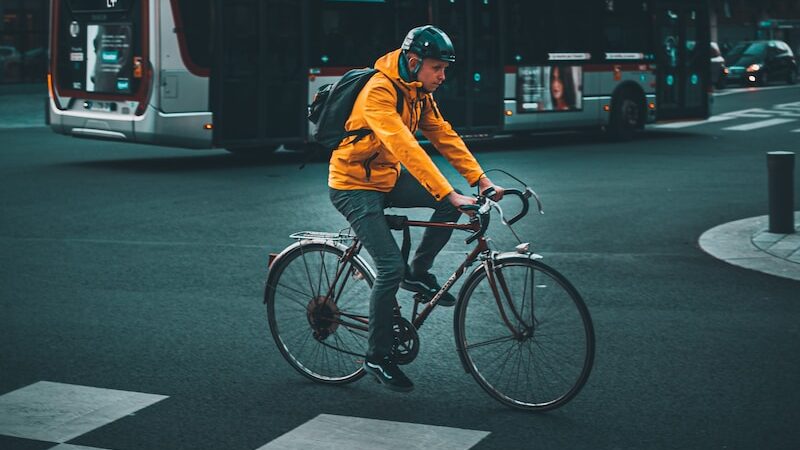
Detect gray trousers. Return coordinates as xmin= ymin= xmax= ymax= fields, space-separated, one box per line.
xmin=329 ymin=170 xmax=461 ymax=360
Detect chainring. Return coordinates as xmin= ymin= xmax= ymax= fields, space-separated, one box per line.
xmin=392 ymin=317 xmax=420 ymax=365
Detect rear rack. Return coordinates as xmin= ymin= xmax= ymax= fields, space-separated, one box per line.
xmin=289 ymin=230 xmax=355 ymax=242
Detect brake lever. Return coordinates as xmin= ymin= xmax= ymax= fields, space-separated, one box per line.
xmin=487 ymin=200 xmax=508 ymax=225
xmin=526 ymin=187 xmax=544 ymax=215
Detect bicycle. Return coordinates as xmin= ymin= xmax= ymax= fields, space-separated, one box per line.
xmin=263 ymin=180 xmax=595 ymax=411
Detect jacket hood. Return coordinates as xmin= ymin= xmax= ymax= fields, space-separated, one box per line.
xmin=374 ymin=49 xmax=423 ymax=92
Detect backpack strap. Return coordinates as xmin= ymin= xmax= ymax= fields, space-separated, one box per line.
xmin=342 ymin=128 xmax=372 ymax=147
xmin=343 ymin=80 xmax=405 ymax=148
xmin=340 ymin=77 xmax=404 ymax=147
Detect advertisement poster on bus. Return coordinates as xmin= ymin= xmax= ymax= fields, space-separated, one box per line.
xmin=85 ymin=23 xmax=132 ymax=94
xmin=517 ymin=65 xmax=583 ymax=112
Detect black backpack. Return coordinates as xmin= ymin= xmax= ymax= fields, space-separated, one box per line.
xmin=308 ymin=68 xmax=404 ymax=152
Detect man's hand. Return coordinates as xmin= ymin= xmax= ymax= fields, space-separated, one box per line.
xmin=478 ymin=177 xmax=505 ymax=201
xmin=447 ymin=191 xmax=477 ymax=215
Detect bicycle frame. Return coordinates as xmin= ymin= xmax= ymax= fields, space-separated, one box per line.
xmin=320 ymin=217 xmax=526 ymax=339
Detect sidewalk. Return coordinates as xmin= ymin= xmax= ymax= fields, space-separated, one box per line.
xmin=699 ymin=212 xmax=800 ymax=281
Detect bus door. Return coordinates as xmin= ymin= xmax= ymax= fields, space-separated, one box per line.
xmin=211 ymin=0 xmax=307 ymax=150
xmin=431 ymin=0 xmax=504 ymax=134
xmin=654 ymin=2 xmax=709 ymax=120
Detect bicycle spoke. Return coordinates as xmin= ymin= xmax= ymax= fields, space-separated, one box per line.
xmin=464 ymin=334 xmax=518 ymax=350
xmin=298 ymin=247 xmax=320 ymax=299
xmin=317 ymin=250 xmax=328 ymax=299
xmin=273 ymin=283 xmax=312 ymax=310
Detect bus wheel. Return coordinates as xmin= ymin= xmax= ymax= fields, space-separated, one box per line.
xmin=608 ymin=92 xmax=641 ymax=141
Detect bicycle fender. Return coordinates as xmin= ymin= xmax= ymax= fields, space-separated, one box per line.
xmin=263 ymin=240 xmax=376 ymax=304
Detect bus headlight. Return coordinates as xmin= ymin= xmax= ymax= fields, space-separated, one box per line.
xmin=746 ymin=64 xmax=761 ymax=72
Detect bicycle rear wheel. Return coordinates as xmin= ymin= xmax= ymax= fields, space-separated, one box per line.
xmin=265 ymin=242 xmax=373 ymax=384
xmin=455 ymin=257 xmax=594 ymax=411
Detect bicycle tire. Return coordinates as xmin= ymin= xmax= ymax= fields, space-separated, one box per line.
xmin=265 ymin=242 xmax=374 ymax=384
xmin=454 ymin=257 xmax=594 ymax=411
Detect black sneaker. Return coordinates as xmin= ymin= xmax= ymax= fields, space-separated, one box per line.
xmin=363 ymin=356 xmax=414 ymax=392
xmin=400 ymin=271 xmax=456 ymax=307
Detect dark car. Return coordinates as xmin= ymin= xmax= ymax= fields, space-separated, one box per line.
xmin=725 ymin=40 xmax=797 ymax=85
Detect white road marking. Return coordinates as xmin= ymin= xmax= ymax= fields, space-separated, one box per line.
xmin=712 ymin=84 xmax=800 ymax=97
xmin=256 ymin=414 xmax=490 ymax=450
xmin=48 ymin=445 xmax=112 ymax=450
xmin=653 ymin=114 xmax=738 ymax=129
xmin=0 ymin=381 xmax=167 ymax=443
xmin=721 ymin=118 xmax=796 ymax=131
xmin=654 ymin=102 xmax=800 ymax=130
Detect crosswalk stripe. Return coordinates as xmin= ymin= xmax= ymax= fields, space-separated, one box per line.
xmin=0 ymin=381 xmax=168 ymax=444
xmin=792 ymin=128 xmax=800 ymax=132
xmin=48 ymin=445 xmax=111 ymax=450
xmin=722 ymin=118 xmax=796 ymax=131
xmin=256 ymin=414 xmax=490 ymax=450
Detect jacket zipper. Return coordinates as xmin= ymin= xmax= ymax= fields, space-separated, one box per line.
xmin=411 ymin=98 xmax=419 ymax=132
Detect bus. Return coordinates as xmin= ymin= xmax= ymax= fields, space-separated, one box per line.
xmin=48 ymin=0 xmax=710 ymax=153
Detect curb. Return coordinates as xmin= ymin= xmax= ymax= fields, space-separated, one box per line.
xmin=698 ymin=213 xmax=800 ymax=281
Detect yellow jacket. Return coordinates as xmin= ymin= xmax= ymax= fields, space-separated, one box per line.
xmin=328 ymin=49 xmax=484 ymax=201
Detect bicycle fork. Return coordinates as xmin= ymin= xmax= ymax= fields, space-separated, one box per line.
xmin=483 ymin=254 xmax=533 ymax=340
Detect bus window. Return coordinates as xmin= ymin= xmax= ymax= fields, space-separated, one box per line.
xmin=310 ymin=0 xmax=427 ymax=68
xmin=504 ymin=0 xmax=600 ymax=64
xmin=602 ymin=0 xmax=654 ymax=56
xmin=312 ymin=1 xmax=395 ymax=67
xmin=54 ymin=0 xmax=145 ymax=96
xmin=173 ymin=0 xmax=213 ymax=73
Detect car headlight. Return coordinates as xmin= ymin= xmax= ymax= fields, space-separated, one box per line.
xmin=746 ymin=64 xmax=761 ymax=72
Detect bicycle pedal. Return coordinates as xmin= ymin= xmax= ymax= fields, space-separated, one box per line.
xmin=412 ymin=293 xmax=431 ymax=303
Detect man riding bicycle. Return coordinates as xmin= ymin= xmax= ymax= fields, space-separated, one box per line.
xmin=328 ymin=25 xmax=504 ymax=392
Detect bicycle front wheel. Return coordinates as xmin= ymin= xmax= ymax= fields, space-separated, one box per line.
xmin=265 ymin=242 xmax=373 ymax=384
xmin=455 ymin=257 xmax=594 ymax=411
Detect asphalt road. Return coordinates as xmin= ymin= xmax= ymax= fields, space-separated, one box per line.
xmin=1 ymin=84 xmax=799 ymax=450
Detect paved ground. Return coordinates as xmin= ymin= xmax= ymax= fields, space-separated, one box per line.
xmin=0 ymin=86 xmax=47 ymax=129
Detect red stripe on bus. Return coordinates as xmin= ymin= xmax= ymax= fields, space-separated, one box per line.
xmin=584 ymin=63 xmax=652 ymax=72
xmin=322 ymin=64 xmax=651 ymax=78
xmin=504 ymin=63 xmax=652 ymax=73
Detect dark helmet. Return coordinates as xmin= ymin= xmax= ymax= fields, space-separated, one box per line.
xmin=401 ymin=25 xmax=456 ymax=63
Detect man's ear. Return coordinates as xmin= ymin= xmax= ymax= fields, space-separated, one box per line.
xmin=406 ymin=52 xmax=420 ymax=70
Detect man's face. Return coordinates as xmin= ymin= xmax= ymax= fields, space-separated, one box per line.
xmin=409 ymin=54 xmax=449 ymax=93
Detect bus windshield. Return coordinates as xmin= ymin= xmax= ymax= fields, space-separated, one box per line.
xmin=53 ymin=0 xmax=144 ymax=96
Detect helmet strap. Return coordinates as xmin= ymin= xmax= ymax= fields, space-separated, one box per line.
xmin=411 ymin=59 xmax=422 ymax=78
xmin=403 ymin=51 xmax=421 ymax=81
